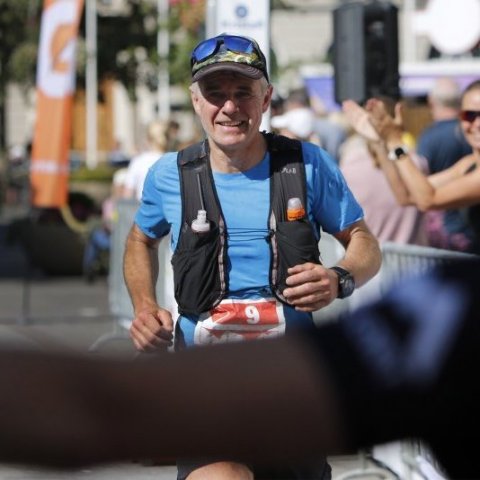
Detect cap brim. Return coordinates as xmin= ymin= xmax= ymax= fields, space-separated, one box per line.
xmin=192 ymin=61 xmax=264 ymax=83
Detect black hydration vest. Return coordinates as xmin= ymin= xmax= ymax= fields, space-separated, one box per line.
xmin=171 ymin=132 xmax=321 ymax=316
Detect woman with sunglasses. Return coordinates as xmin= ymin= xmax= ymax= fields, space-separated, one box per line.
xmin=343 ymin=79 xmax=480 ymax=253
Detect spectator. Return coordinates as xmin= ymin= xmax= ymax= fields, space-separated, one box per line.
xmin=417 ymin=77 xmax=474 ymax=251
xmin=122 ymin=120 xmax=169 ymax=201
xmin=271 ymin=105 xmax=319 ymax=143
xmin=339 ymin=134 xmax=428 ymax=245
xmin=310 ymin=94 xmax=348 ymax=163
xmin=273 ymin=88 xmax=347 ymax=160
xmin=82 ymin=168 xmax=128 ymax=282
xmin=340 ymin=97 xmax=427 ymax=246
xmin=418 ymin=77 xmax=472 ymax=174
xmin=166 ymin=119 xmax=181 ymax=151
xmin=343 ymin=79 xmax=480 ymax=253
xmin=107 ymin=139 xmax=130 ymax=168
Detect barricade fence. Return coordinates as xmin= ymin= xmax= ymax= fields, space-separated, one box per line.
xmin=380 ymin=241 xmax=477 ymax=291
xmin=108 ymin=199 xmax=175 ymax=324
xmin=90 ymin=199 xmax=174 ymax=351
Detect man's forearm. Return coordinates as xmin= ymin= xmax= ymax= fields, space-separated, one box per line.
xmin=335 ymin=221 xmax=382 ymax=288
xmin=123 ymin=226 xmax=160 ymax=312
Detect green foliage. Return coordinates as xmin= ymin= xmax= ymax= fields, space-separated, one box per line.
xmin=0 ymin=0 xmax=39 ymax=99
xmin=7 ymin=43 xmax=37 ymax=94
xmin=1 ymin=0 xmax=207 ymax=105
xmin=83 ymin=0 xmax=159 ymax=102
xmin=69 ymin=164 xmax=115 ymax=183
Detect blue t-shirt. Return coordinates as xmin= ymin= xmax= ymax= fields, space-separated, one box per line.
xmin=135 ymin=141 xmax=363 ymax=345
xmin=417 ymin=119 xmax=471 ymax=174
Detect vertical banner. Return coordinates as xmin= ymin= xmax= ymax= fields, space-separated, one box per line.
xmin=211 ymin=0 xmax=270 ymax=71
xmin=209 ymin=0 xmax=271 ymax=129
xmin=30 ymin=0 xmax=84 ymax=208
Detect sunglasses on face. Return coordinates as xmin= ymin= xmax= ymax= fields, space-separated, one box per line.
xmin=459 ymin=110 xmax=480 ymax=123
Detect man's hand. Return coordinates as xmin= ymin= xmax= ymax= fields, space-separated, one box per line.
xmin=283 ymin=263 xmax=338 ymax=312
xmin=130 ymin=306 xmax=174 ymax=352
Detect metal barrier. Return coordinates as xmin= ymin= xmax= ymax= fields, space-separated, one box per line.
xmin=89 ymin=199 xmax=175 ymax=351
xmin=380 ymin=241 xmax=477 ymax=292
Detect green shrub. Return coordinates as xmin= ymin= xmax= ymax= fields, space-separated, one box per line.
xmin=69 ymin=165 xmax=116 ymax=183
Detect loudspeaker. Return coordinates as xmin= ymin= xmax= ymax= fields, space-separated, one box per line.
xmin=333 ymin=1 xmax=400 ymax=104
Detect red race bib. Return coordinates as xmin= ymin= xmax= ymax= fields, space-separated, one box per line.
xmin=194 ymin=297 xmax=285 ymax=345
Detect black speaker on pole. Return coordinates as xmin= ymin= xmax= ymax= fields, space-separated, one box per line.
xmin=333 ymin=1 xmax=400 ymax=104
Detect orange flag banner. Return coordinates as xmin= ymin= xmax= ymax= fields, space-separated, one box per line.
xmin=30 ymin=0 xmax=84 ymax=208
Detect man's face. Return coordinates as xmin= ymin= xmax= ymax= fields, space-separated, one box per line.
xmin=190 ymin=71 xmax=272 ymax=151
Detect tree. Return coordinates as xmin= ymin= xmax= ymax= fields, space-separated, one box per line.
xmin=2 ymin=0 xmax=206 ymax=115
xmin=0 ymin=0 xmax=40 ymax=150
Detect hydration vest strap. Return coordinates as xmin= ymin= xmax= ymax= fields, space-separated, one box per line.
xmin=177 ymin=140 xmax=223 ymax=230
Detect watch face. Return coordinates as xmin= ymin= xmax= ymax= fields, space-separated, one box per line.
xmin=388 ymin=145 xmax=409 ymax=161
xmin=394 ymin=146 xmax=408 ymax=158
xmin=340 ymin=276 xmax=355 ymax=297
xmin=332 ymin=267 xmax=355 ymax=298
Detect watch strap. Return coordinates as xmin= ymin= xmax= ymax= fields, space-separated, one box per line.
xmin=387 ymin=145 xmax=409 ymax=161
xmin=330 ymin=266 xmax=355 ymax=299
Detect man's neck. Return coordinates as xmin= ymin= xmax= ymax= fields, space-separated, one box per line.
xmin=208 ymin=134 xmax=267 ymax=173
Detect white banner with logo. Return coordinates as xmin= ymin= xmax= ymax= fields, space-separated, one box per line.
xmin=206 ymin=0 xmax=271 ymax=128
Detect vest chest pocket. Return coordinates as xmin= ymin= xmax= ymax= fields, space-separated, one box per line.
xmin=272 ymin=219 xmax=321 ymax=296
xmin=172 ymin=224 xmax=225 ymax=315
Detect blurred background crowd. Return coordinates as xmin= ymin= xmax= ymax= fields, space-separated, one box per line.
xmin=0 ymin=0 xmax=479 ymax=280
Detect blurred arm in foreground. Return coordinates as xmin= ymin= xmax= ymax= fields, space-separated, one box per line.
xmin=0 ymin=260 xmax=479 ymax=479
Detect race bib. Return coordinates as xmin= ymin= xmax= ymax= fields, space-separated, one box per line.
xmin=194 ymin=297 xmax=285 ymax=345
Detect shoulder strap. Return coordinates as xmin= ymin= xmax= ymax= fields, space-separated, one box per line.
xmin=264 ymin=132 xmax=307 ymax=222
xmin=177 ymin=139 xmax=223 ymax=228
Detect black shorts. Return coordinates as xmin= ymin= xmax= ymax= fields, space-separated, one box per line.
xmin=176 ymin=457 xmax=332 ymax=480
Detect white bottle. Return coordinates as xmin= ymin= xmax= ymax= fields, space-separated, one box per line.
xmin=191 ymin=209 xmax=210 ymax=233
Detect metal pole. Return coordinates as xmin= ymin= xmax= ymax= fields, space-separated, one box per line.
xmin=206 ymin=0 xmax=217 ymax=38
xmin=403 ymin=0 xmax=416 ymax=63
xmin=157 ymin=0 xmax=170 ymax=120
xmin=86 ymin=0 xmax=98 ymax=169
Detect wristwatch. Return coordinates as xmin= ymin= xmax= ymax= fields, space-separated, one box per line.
xmin=330 ymin=266 xmax=355 ymax=299
xmin=387 ymin=145 xmax=409 ymax=161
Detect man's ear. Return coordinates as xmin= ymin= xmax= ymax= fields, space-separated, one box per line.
xmin=190 ymin=88 xmax=201 ymax=116
xmin=262 ymin=85 xmax=274 ymax=114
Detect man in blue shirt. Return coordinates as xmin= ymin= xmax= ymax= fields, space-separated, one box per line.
xmin=123 ymin=33 xmax=381 ymax=480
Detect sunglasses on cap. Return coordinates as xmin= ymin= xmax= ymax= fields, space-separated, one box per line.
xmin=459 ymin=110 xmax=480 ymax=122
xmin=190 ymin=34 xmax=269 ymax=82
